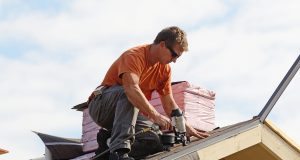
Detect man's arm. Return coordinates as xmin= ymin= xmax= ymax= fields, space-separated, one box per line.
xmin=121 ymin=72 xmax=171 ymax=130
xmin=159 ymin=93 xmax=178 ymax=116
xmin=160 ymin=94 xmax=210 ymax=139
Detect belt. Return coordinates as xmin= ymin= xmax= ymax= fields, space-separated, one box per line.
xmin=88 ymin=85 xmax=108 ymax=105
xmin=93 ymin=85 xmax=107 ymax=96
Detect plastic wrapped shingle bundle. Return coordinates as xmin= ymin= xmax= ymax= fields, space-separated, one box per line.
xmin=150 ymin=81 xmax=216 ymax=131
xmin=81 ymin=108 xmax=100 ymax=152
xmin=71 ymin=152 xmax=95 ymax=160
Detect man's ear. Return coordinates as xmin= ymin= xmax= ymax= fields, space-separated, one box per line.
xmin=159 ymin=41 xmax=166 ymax=48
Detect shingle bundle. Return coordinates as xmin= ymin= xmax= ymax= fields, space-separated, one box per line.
xmin=81 ymin=108 xmax=101 ymax=152
xmin=150 ymin=81 xmax=216 ymax=132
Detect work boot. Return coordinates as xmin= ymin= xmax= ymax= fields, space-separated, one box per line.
xmin=94 ymin=128 xmax=111 ymax=160
xmin=109 ymin=149 xmax=134 ymax=160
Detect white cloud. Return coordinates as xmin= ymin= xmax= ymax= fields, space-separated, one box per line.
xmin=234 ymin=0 xmax=300 ymax=31
xmin=0 ymin=0 xmax=226 ymax=52
xmin=172 ymin=0 xmax=300 ymax=149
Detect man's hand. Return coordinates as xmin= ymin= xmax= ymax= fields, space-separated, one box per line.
xmin=152 ymin=113 xmax=172 ymax=131
xmin=186 ymin=123 xmax=210 ymax=139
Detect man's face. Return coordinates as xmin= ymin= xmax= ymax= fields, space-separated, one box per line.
xmin=159 ymin=42 xmax=183 ymax=64
xmin=166 ymin=45 xmax=181 ymax=63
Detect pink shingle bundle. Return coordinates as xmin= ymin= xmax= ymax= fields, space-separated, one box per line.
xmin=71 ymin=152 xmax=95 ymax=160
xmin=81 ymin=108 xmax=100 ymax=152
xmin=150 ymin=81 xmax=216 ymax=131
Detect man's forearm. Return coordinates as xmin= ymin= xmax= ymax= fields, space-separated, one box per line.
xmin=123 ymin=84 xmax=159 ymax=119
xmin=160 ymin=94 xmax=179 ymax=117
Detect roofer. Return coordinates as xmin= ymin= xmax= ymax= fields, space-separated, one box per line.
xmin=88 ymin=26 xmax=209 ymax=160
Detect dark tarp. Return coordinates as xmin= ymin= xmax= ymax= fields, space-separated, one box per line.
xmin=34 ymin=131 xmax=84 ymax=160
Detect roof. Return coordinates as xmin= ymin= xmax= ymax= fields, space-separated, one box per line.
xmin=145 ymin=118 xmax=300 ymax=160
xmin=258 ymin=53 xmax=300 ymax=121
xmin=34 ymin=131 xmax=83 ymax=159
xmin=34 ymin=117 xmax=300 ymax=160
xmin=145 ymin=118 xmax=260 ymax=159
xmin=264 ymin=120 xmax=300 ymax=152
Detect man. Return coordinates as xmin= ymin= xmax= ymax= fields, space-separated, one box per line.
xmin=88 ymin=26 xmax=209 ymax=160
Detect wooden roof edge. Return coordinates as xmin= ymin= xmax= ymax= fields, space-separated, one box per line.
xmin=258 ymin=54 xmax=300 ymax=122
xmin=264 ymin=119 xmax=300 ymax=152
xmin=158 ymin=118 xmax=261 ymax=160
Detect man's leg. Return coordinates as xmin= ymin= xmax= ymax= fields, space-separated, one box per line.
xmin=89 ymin=85 xmax=138 ymax=159
xmin=109 ymin=87 xmax=139 ymax=153
xmin=94 ymin=128 xmax=111 ymax=160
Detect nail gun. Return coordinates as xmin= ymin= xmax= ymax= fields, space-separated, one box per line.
xmin=170 ymin=108 xmax=188 ymax=146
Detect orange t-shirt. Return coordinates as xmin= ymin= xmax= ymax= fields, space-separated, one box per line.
xmin=101 ymin=44 xmax=172 ymax=100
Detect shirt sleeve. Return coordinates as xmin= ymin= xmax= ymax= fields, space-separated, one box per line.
xmin=117 ymin=52 xmax=145 ymax=79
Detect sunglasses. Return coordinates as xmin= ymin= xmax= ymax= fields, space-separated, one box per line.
xmin=166 ymin=46 xmax=179 ymax=58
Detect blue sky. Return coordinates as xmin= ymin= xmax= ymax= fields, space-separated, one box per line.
xmin=0 ymin=0 xmax=299 ymax=159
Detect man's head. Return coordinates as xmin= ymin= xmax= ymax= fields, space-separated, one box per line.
xmin=153 ymin=26 xmax=188 ymax=64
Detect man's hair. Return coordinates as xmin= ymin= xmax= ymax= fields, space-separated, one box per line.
xmin=154 ymin=26 xmax=188 ymax=51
